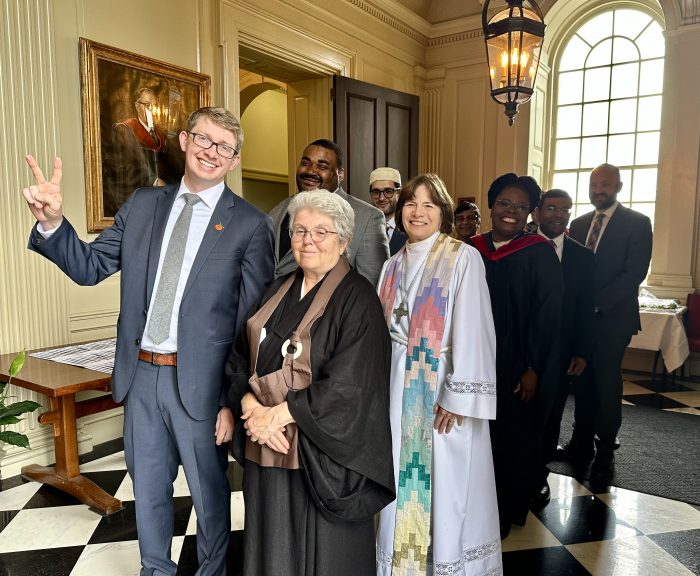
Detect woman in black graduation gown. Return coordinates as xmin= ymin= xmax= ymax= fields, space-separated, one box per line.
xmin=469 ymin=174 xmax=564 ymax=539
xmin=226 ymin=190 xmax=395 ymax=576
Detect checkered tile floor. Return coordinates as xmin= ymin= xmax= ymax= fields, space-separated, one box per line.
xmin=0 ymin=372 xmax=698 ymax=576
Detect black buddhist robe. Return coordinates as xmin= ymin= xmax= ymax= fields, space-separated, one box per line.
xmin=471 ymin=232 xmax=564 ymax=527
xmin=226 ymin=270 xmax=395 ymax=576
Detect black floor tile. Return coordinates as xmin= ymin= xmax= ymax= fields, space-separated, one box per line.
xmin=502 ymin=546 xmax=592 ymax=575
xmin=89 ymin=500 xmax=138 ymax=544
xmin=0 ymin=511 xmax=19 ymax=532
xmin=175 ymin=530 xmax=244 ymax=576
xmin=627 ymin=379 xmax=694 ymax=393
xmin=647 ymin=529 xmax=700 ymax=575
xmin=622 ymin=393 xmax=688 ymax=409
xmin=226 ymin=461 xmax=244 ymax=492
xmin=79 ymin=437 xmax=125 ymax=465
xmin=81 ymin=469 xmax=129 ymax=497
xmin=0 ymin=545 xmax=84 ymax=576
xmin=534 ymin=495 xmax=640 ymax=545
xmin=22 ymin=483 xmax=83 ymax=509
xmin=173 ymin=496 xmax=194 ymax=536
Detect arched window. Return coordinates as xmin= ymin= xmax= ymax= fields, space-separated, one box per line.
xmin=550 ymin=7 xmax=665 ymax=222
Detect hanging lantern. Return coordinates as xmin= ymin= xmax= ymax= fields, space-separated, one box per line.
xmin=482 ymin=0 xmax=545 ymax=125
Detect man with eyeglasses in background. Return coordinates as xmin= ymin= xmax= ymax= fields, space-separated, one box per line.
xmin=531 ymin=189 xmax=594 ymax=506
xmin=454 ymin=200 xmax=481 ymax=242
xmin=368 ymin=167 xmax=406 ymax=255
xmin=23 ymin=106 xmax=274 ymax=575
xmin=269 ymin=139 xmax=389 ymax=285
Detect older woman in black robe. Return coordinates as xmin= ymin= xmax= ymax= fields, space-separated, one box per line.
xmin=469 ymin=174 xmax=564 ymax=539
xmin=226 ymin=190 xmax=394 ymax=575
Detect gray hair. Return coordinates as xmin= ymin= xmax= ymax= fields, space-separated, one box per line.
xmin=288 ymin=190 xmax=354 ymax=249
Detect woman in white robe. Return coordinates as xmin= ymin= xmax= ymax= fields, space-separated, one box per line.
xmin=376 ymin=174 xmax=502 ymax=576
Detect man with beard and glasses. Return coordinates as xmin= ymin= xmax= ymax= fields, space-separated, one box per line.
xmin=269 ymin=139 xmax=389 ymax=285
xmin=368 ymin=166 xmax=406 ymax=255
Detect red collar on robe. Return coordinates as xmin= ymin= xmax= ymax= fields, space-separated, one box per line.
xmin=470 ymin=232 xmax=550 ymax=261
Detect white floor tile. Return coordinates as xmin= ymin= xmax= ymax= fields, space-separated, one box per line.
xmin=0 ymin=481 xmax=42 ymax=511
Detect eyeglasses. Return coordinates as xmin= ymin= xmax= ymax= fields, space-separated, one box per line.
xmin=188 ymin=132 xmax=238 ymax=159
xmin=455 ymin=214 xmax=480 ymax=223
xmin=543 ymin=205 xmax=571 ymax=215
xmin=495 ymin=198 xmax=530 ymax=214
xmin=289 ymin=226 xmax=339 ymax=243
xmin=136 ymin=100 xmax=155 ymax=109
xmin=369 ymin=188 xmax=400 ymax=199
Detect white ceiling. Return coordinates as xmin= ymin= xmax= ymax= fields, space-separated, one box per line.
xmin=393 ymin=0 xmax=485 ymax=24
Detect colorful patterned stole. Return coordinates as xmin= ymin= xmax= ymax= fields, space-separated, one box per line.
xmin=378 ymin=233 xmax=462 ymax=574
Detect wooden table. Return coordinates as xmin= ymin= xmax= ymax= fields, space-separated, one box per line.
xmin=0 ymin=351 xmax=123 ymax=515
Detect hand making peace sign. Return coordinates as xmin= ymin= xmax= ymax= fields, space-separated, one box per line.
xmin=22 ymin=155 xmax=64 ymax=230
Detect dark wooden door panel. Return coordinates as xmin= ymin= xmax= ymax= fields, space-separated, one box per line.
xmin=334 ymin=76 xmax=419 ymax=203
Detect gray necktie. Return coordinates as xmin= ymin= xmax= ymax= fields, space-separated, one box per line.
xmin=148 ymin=193 xmax=202 ymax=345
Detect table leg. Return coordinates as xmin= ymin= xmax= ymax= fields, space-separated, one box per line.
xmin=21 ymin=395 xmax=123 ymax=516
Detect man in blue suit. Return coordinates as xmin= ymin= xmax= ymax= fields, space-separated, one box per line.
xmin=23 ymin=107 xmax=275 ymax=576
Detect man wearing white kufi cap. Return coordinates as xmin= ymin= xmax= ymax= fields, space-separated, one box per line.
xmin=369 ymin=167 xmax=406 ymax=255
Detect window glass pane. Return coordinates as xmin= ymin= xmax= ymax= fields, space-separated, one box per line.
xmin=560 ymin=35 xmax=590 ymax=72
xmin=581 ymin=136 xmax=608 ymax=168
xmin=631 ymin=168 xmax=658 ymax=201
xmin=637 ymin=96 xmax=662 ymax=131
xmin=609 ymin=98 xmax=637 ymax=133
xmin=639 ymin=59 xmax=664 ymax=95
xmin=551 ymin=172 xmax=578 ymax=196
xmin=586 ymin=39 xmax=612 ymax=68
xmin=557 ymin=105 xmax=582 ymax=138
xmin=612 ymin=37 xmax=639 ymax=64
xmin=577 ymin=12 xmax=613 ymax=46
xmin=610 ymin=62 xmax=639 ymax=99
xmin=555 ymin=139 xmax=581 ymax=169
xmin=631 ymin=202 xmax=655 ymax=227
xmin=637 ymin=22 xmax=665 ymax=59
xmin=614 ymin=9 xmax=652 ymax=40
xmin=577 ymin=172 xmax=590 ymax=204
xmin=582 ymin=102 xmax=609 ymax=136
xmin=635 ymin=131 xmax=660 ymax=164
xmin=617 ymin=168 xmax=633 ymax=202
xmin=572 ymin=204 xmax=590 ymax=220
xmin=583 ymin=68 xmax=610 ymax=102
xmin=608 ymin=134 xmax=635 ymax=166
xmin=558 ymin=71 xmax=584 ymax=105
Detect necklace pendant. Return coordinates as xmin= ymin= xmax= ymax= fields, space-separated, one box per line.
xmin=393 ymin=301 xmax=408 ymax=322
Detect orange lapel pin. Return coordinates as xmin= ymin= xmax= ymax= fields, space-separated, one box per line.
xmin=214 ymin=223 xmax=224 ymax=231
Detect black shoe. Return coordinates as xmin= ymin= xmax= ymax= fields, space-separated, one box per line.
xmin=500 ymin=521 xmax=511 ymax=540
xmin=531 ymin=482 xmax=551 ymax=509
xmin=553 ymin=443 xmax=594 ymax=464
xmin=590 ymin=453 xmax=615 ymax=484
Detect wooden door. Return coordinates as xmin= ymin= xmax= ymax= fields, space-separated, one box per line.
xmin=287 ymin=78 xmax=333 ymax=195
xmin=333 ymin=76 xmax=419 ymax=203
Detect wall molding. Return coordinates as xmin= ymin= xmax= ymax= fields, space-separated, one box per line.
xmin=344 ymin=0 xmax=429 ymax=44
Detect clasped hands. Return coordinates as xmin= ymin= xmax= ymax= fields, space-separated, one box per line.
xmin=240 ymin=393 xmax=293 ymax=455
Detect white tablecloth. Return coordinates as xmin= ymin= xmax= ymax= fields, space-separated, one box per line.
xmin=628 ymin=308 xmax=689 ymax=372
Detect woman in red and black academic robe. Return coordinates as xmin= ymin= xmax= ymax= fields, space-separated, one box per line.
xmin=226 ymin=190 xmax=395 ymax=576
xmin=469 ymin=174 xmax=564 ymax=539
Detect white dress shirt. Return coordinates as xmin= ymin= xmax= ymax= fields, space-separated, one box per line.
xmin=386 ymin=216 xmax=396 ymax=240
xmin=140 ymin=180 xmax=225 ymax=353
xmin=585 ymin=201 xmax=619 ymax=252
xmin=538 ymin=229 xmax=564 ymax=261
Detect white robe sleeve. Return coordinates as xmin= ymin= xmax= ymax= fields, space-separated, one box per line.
xmin=437 ymin=245 xmax=498 ymax=420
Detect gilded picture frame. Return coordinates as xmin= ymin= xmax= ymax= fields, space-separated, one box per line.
xmin=79 ymin=38 xmax=210 ymax=232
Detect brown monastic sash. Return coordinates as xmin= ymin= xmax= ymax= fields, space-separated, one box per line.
xmin=244 ymin=256 xmax=350 ymax=469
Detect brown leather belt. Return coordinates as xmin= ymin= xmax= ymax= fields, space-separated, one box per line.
xmin=138 ymin=350 xmax=177 ymax=366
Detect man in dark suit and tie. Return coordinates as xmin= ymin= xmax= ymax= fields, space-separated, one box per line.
xmin=368 ymin=166 xmax=406 ymax=255
xmin=23 ymin=107 xmax=275 ymax=576
xmin=532 ymin=189 xmax=594 ymax=504
xmin=269 ymin=139 xmax=389 ymax=285
xmin=557 ymin=163 xmax=652 ymax=481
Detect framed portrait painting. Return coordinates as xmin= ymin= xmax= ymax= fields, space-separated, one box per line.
xmin=79 ymin=38 xmax=210 ymax=232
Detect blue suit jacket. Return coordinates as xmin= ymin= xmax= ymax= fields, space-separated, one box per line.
xmin=29 ymin=184 xmax=275 ymax=420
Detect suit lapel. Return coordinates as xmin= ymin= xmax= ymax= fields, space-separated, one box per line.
xmin=596 ymin=204 xmax=625 ymax=254
xmin=146 ymin=185 xmax=179 ymax=302
xmin=181 ymin=186 xmax=237 ymax=301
